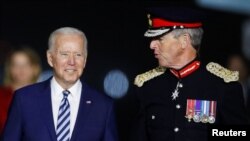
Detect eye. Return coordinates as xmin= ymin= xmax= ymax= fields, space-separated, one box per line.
xmin=152 ymin=37 xmax=160 ymax=41
xmin=59 ymin=51 xmax=69 ymax=57
xmin=160 ymin=37 xmax=164 ymax=40
xmin=151 ymin=36 xmax=164 ymax=42
xmin=76 ymin=53 xmax=82 ymax=57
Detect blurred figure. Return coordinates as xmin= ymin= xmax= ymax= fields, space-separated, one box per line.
xmin=227 ymin=54 xmax=250 ymax=102
xmin=0 ymin=47 xmax=41 ymax=134
xmin=0 ymin=40 xmax=12 ymax=85
xmin=3 ymin=47 xmax=41 ymax=90
xmin=227 ymin=53 xmax=250 ymax=122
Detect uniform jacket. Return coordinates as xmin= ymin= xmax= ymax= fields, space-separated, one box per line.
xmin=1 ymin=78 xmax=118 ymax=141
xmin=132 ymin=61 xmax=248 ymax=141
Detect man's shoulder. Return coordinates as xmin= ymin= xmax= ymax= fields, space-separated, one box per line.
xmin=133 ymin=62 xmax=240 ymax=88
xmin=15 ymin=78 xmax=51 ymax=95
xmin=134 ymin=66 xmax=166 ymax=87
xmin=205 ymin=62 xmax=239 ymax=83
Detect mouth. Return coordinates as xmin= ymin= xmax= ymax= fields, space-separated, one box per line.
xmin=154 ymin=53 xmax=159 ymax=58
xmin=65 ymin=69 xmax=76 ymax=73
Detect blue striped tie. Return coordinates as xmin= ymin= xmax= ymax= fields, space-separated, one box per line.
xmin=56 ymin=90 xmax=70 ymax=141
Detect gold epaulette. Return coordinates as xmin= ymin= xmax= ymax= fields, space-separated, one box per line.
xmin=134 ymin=66 xmax=166 ymax=87
xmin=206 ymin=62 xmax=239 ymax=83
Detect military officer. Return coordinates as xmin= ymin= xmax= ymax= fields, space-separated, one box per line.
xmin=131 ymin=7 xmax=248 ymax=141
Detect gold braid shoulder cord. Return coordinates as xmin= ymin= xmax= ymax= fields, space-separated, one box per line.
xmin=134 ymin=62 xmax=239 ymax=88
xmin=134 ymin=66 xmax=166 ymax=87
xmin=206 ymin=62 xmax=239 ymax=83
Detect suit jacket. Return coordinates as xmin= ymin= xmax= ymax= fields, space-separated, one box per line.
xmin=1 ymin=78 xmax=118 ymax=141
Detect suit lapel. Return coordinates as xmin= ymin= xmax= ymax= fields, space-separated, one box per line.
xmin=38 ymin=79 xmax=57 ymax=141
xmin=70 ymin=83 xmax=92 ymax=141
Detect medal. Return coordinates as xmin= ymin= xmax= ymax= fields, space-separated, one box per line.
xmin=193 ymin=114 xmax=201 ymax=123
xmin=185 ymin=99 xmax=195 ymax=122
xmin=171 ymin=81 xmax=183 ymax=100
xmin=201 ymin=115 xmax=208 ymax=123
xmin=201 ymin=100 xmax=209 ymax=123
xmin=193 ymin=100 xmax=201 ymax=122
xmin=208 ymin=116 xmax=215 ymax=124
xmin=208 ymin=100 xmax=216 ymax=124
xmin=185 ymin=99 xmax=217 ymax=124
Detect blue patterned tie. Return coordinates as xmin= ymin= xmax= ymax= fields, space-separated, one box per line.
xmin=56 ymin=90 xmax=70 ymax=141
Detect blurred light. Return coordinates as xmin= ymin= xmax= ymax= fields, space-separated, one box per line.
xmin=196 ymin=0 xmax=250 ymax=15
xmin=103 ymin=69 xmax=129 ymax=99
xmin=37 ymin=69 xmax=53 ymax=82
xmin=242 ymin=19 xmax=250 ymax=61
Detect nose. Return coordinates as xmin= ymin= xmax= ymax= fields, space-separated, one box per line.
xmin=150 ymin=40 xmax=159 ymax=50
xmin=68 ymin=54 xmax=76 ymax=65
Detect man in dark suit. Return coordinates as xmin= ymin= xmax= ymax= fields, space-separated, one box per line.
xmin=1 ymin=27 xmax=118 ymax=141
xmin=131 ymin=7 xmax=248 ymax=141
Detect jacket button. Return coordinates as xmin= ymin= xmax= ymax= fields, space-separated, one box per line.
xmin=151 ymin=115 xmax=156 ymax=120
xmin=176 ymin=104 xmax=181 ymax=109
xmin=174 ymin=127 xmax=179 ymax=132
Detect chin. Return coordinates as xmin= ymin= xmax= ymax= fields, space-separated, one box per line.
xmin=64 ymin=77 xmax=78 ymax=83
xmin=64 ymin=80 xmax=77 ymax=85
xmin=158 ymin=62 xmax=168 ymax=68
xmin=158 ymin=61 xmax=164 ymax=66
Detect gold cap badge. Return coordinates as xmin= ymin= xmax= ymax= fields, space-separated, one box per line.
xmin=147 ymin=14 xmax=152 ymax=27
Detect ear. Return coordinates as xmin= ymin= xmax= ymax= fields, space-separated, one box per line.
xmin=180 ymin=33 xmax=190 ymax=49
xmin=47 ymin=50 xmax=54 ymax=67
xmin=83 ymin=57 xmax=87 ymax=69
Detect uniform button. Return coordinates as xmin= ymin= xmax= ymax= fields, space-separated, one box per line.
xmin=174 ymin=127 xmax=179 ymax=132
xmin=179 ymin=83 xmax=183 ymax=88
xmin=176 ymin=104 xmax=181 ymax=109
xmin=151 ymin=115 xmax=156 ymax=120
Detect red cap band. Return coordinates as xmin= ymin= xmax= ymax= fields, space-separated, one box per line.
xmin=152 ymin=18 xmax=202 ymax=28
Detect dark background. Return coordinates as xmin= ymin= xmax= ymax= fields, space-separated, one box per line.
xmin=1 ymin=1 xmax=249 ymax=141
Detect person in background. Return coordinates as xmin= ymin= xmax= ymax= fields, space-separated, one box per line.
xmin=227 ymin=53 xmax=250 ymax=123
xmin=1 ymin=27 xmax=118 ymax=141
xmin=131 ymin=7 xmax=248 ymax=141
xmin=0 ymin=47 xmax=41 ymax=135
xmin=0 ymin=40 xmax=13 ymax=85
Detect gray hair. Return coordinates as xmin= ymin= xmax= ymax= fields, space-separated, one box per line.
xmin=171 ymin=28 xmax=203 ymax=51
xmin=48 ymin=27 xmax=88 ymax=57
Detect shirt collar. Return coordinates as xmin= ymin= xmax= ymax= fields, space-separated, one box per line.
xmin=51 ymin=77 xmax=82 ymax=98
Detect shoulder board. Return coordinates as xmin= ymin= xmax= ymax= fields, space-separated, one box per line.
xmin=206 ymin=62 xmax=239 ymax=83
xmin=134 ymin=66 xmax=166 ymax=87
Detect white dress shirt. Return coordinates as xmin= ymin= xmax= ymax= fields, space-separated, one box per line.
xmin=50 ymin=77 xmax=82 ymax=137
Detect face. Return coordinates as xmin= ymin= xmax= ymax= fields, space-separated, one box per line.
xmin=10 ymin=52 xmax=36 ymax=84
xmin=228 ymin=55 xmax=248 ymax=81
xmin=150 ymin=33 xmax=183 ymax=68
xmin=47 ymin=34 xmax=86 ymax=89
